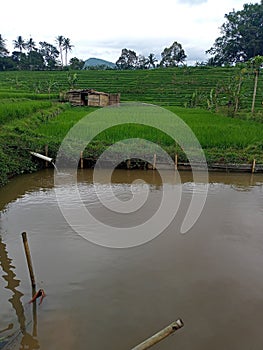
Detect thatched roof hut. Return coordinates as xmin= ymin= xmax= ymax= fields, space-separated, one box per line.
xmin=67 ymin=89 xmax=120 ymax=107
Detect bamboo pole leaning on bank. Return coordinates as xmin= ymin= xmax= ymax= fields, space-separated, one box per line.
xmin=21 ymin=232 xmax=36 ymax=289
xmin=131 ymin=319 xmax=184 ymax=350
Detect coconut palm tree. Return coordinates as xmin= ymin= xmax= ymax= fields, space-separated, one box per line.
xmin=13 ymin=36 xmax=26 ymax=53
xmin=63 ymin=38 xmax=74 ymax=66
xmin=26 ymin=37 xmax=36 ymax=53
xmin=55 ymin=35 xmax=64 ymax=67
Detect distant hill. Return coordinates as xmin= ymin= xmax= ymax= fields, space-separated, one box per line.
xmin=83 ymin=58 xmax=116 ymax=69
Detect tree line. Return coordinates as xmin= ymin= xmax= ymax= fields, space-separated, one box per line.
xmin=0 ymin=35 xmax=84 ymax=71
xmin=0 ymin=1 xmax=262 ymax=71
xmin=115 ymin=41 xmax=186 ymax=70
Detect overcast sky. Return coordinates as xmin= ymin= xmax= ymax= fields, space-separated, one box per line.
xmin=1 ymin=0 xmax=259 ymax=65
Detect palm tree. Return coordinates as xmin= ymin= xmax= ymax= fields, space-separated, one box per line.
xmin=26 ymin=37 xmax=36 ymax=69
xmin=26 ymin=37 xmax=36 ymax=53
xmin=56 ymin=35 xmax=64 ymax=67
xmin=63 ymin=38 xmax=74 ymax=66
xmin=13 ymin=35 xmax=26 ymax=53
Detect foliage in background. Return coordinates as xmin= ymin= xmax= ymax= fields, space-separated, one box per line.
xmin=206 ymin=1 xmax=263 ymax=65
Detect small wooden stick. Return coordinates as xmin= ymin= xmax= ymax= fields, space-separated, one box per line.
xmin=131 ymin=319 xmax=184 ymax=350
xmin=21 ymin=232 xmax=36 ymax=289
xmin=252 ymin=159 xmax=256 ymax=173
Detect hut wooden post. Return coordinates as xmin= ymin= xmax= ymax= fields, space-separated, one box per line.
xmin=80 ymin=151 xmax=84 ymax=169
xmin=252 ymin=159 xmax=256 ymax=173
xmin=45 ymin=145 xmax=49 ymax=168
xmin=21 ymin=232 xmax=36 ymax=289
xmin=131 ymin=319 xmax=184 ymax=350
xmin=153 ymin=154 xmax=157 ymax=170
xmin=175 ymin=153 xmax=178 ymax=171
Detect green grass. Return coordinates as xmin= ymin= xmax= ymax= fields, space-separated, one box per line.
xmin=35 ymin=105 xmax=263 ymax=164
xmin=0 ymin=99 xmax=53 ymax=125
xmin=0 ymin=67 xmax=262 ymax=110
xmin=0 ymin=66 xmax=262 ymax=187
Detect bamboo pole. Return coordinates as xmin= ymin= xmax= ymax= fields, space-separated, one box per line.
xmin=131 ymin=319 xmax=184 ymax=350
xmin=252 ymin=159 xmax=256 ymax=173
xmin=175 ymin=153 xmax=178 ymax=171
xmin=127 ymin=159 xmax=131 ymax=169
xmin=80 ymin=151 xmax=84 ymax=169
xmin=30 ymin=152 xmax=53 ymax=163
xmin=21 ymin=232 xmax=36 ymax=289
xmin=153 ymin=154 xmax=156 ymax=170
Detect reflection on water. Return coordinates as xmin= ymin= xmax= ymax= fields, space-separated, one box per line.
xmin=0 ymin=238 xmax=40 ymax=349
xmin=0 ymin=169 xmax=262 ymax=213
xmin=0 ymin=169 xmax=262 ymax=350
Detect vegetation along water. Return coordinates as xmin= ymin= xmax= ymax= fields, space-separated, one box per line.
xmin=0 ymin=66 xmax=262 ymax=187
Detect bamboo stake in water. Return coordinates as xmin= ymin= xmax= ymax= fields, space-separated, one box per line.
xmin=80 ymin=151 xmax=84 ymax=169
xmin=45 ymin=145 xmax=49 ymax=168
xmin=153 ymin=154 xmax=156 ymax=170
xmin=131 ymin=319 xmax=184 ymax=350
xmin=21 ymin=232 xmax=36 ymax=289
xmin=252 ymin=159 xmax=256 ymax=173
xmin=175 ymin=153 xmax=178 ymax=171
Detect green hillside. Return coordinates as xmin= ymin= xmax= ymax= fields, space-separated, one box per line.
xmin=0 ymin=67 xmax=262 ymax=110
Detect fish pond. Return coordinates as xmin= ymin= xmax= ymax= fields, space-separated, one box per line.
xmin=0 ymin=169 xmax=263 ymax=350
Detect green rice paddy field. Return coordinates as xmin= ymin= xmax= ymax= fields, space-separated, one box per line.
xmin=0 ymin=67 xmax=262 ymax=186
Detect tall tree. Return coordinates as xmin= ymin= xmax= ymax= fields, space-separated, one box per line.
xmin=13 ymin=36 xmax=26 ymax=53
xmin=159 ymin=41 xmax=187 ymax=67
xmin=0 ymin=34 xmax=9 ymax=57
xmin=26 ymin=37 xmax=36 ymax=53
xmin=27 ymin=51 xmax=45 ymax=70
xmin=148 ymin=53 xmax=158 ymax=68
xmin=137 ymin=55 xmax=148 ymax=69
xmin=63 ymin=38 xmax=73 ymax=66
xmin=206 ymin=1 xmax=263 ymax=65
xmin=39 ymin=41 xmax=59 ymax=69
xmin=56 ymin=35 xmax=64 ymax=67
xmin=69 ymin=57 xmax=84 ymax=70
xmin=116 ymin=48 xmax=138 ymax=69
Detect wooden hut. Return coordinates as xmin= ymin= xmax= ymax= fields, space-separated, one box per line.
xmin=67 ymin=89 xmax=120 ymax=107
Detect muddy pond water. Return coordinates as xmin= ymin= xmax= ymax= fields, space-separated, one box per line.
xmin=0 ymin=169 xmax=263 ymax=350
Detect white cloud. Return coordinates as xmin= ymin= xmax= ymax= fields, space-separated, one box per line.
xmin=1 ymin=0 xmax=259 ymax=64
xmin=177 ymin=0 xmax=208 ymax=5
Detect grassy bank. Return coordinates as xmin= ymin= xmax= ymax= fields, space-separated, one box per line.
xmin=1 ymin=102 xmax=263 ymax=187
xmin=0 ymin=98 xmax=66 ymax=186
